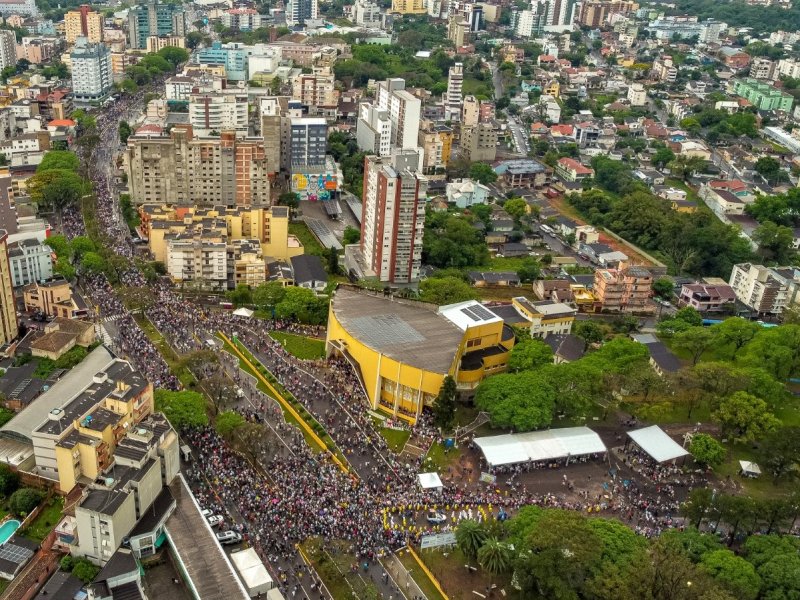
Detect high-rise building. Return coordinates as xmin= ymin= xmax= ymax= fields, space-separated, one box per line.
xmin=593 ymin=265 xmax=654 ymax=313
xmin=65 ymin=4 xmax=104 ymax=43
xmin=353 ymin=0 xmax=382 ymax=27
xmin=578 ymin=0 xmax=638 ymax=27
xmin=540 ymin=0 xmax=578 ymax=31
xmin=444 ymin=63 xmax=464 ymax=122
xmin=188 ymin=92 xmax=249 ymax=136
xmin=286 ymin=0 xmax=318 ymax=26
xmin=357 ymin=78 xmax=421 ymax=155
xmin=291 ymin=66 xmax=338 ymax=115
xmin=8 ymin=239 xmax=53 ymax=287
xmin=361 ymin=151 xmax=427 ymax=284
xmin=356 ymin=103 xmax=392 ymax=156
xmin=125 ymin=125 xmax=273 ymax=206
xmin=461 ymin=123 xmax=497 ymax=162
xmin=0 ymin=0 xmax=36 ymax=16
xmin=70 ymin=38 xmax=112 ymax=102
xmin=0 ymin=30 xmax=16 ymax=71
xmin=288 ymin=116 xmax=327 ymax=170
xmin=127 ymin=1 xmax=185 ymax=49
xmin=447 ymin=15 xmax=469 ymax=47
xmin=462 ymin=95 xmax=479 ymax=127
xmin=0 ymin=230 xmax=18 ymax=345
xmin=391 ymin=0 xmax=426 ymax=14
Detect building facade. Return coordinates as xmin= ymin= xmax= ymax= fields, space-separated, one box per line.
xmin=188 ymin=92 xmax=249 ymax=136
xmin=461 ymin=123 xmax=497 ymax=162
xmin=286 ymin=0 xmax=318 ymax=26
xmin=0 ymin=30 xmax=16 ymax=71
xmin=593 ymin=265 xmax=654 ymax=313
xmin=0 ymin=230 xmax=17 ymax=345
xmin=444 ymin=63 xmax=464 ymax=122
xmin=70 ymin=38 xmax=112 ymax=102
xmin=729 ymin=263 xmax=790 ymax=315
xmin=8 ymin=239 xmax=52 ymax=287
xmin=127 ymin=1 xmax=185 ymax=50
xmin=733 ymin=78 xmax=794 ymax=111
xmin=65 ymin=4 xmax=103 ymax=43
xmin=578 ymin=0 xmax=638 ymax=27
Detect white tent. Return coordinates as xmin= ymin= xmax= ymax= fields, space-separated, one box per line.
xmin=627 ymin=426 xmax=689 ymax=463
xmin=233 ymin=307 xmax=254 ymax=318
xmin=739 ymin=460 xmax=762 ymax=477
xmin=474 ymin=427 xmax=607 ymax=467
xmin=230 ymin=548 xmax=274 ymax=597
xmin=418 ymin=472 xmax=444 ymax=490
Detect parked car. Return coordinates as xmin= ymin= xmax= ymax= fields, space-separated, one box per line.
xmin=426 ymin=511 xmax=447 ymax=525
xmin=217 ymin=530 xmax=243 ymax=545
xmin=204 ymin=513 xmax=224 ymax=528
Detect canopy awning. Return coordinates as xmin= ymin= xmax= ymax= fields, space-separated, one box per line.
xmin=233 ymin=307 xmax=254 ymax=318
xmin=627 ymin=425 xmax=689 ymax=463
xmin=739 ymin=460 xmax=762 ymax=476
xmin=474 ymin=427 xmax=607 ymax=467
xmin=418 ymin=472 xmax=444 ymax=490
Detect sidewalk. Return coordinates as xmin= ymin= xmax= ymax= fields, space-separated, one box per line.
xmin=381 ymin=552 xmax=428 ymax=600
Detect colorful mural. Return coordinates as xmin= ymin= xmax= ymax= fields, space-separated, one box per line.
xmin=292 ymin=171 xmax=339 ymax=201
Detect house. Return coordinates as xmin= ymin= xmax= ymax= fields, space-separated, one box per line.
xmin=290 ymin=255 xmax=327 ymax=292
xmin=574 ymin=225 xmax=599 ymax=245
xmin=550 ymin=124 xmax=574 ymax=139
xmin=267 ymin=259 xmax=294 ymax=286
xmin=492 ymin=219 xmax=515 ymax=233
xmin=679 ymin=282 xmax=736 ymax=312
xmin=653 ymin=186 xmax=687 ymax=202
xmin=493 ymin=158 xmax=551 ymax=188
xmin=532 ymin=279 xmax=574 ymax=303
xmin=669 ymin=140 xmax=711 ymax=160
xmin=468 ymin=271 xmax=521 ymax=287
xmin=543 ymin=333 xmax=586 ymax=363
xmin=634 ymin=169 xmax=666 ymax=187
xmin=30 ymin=318 xmax=96 ymax=360
xmin=497 ymin=242 xmax=529 ymax=257
xmin=701 ymin=188 xmax=747 ymax=217
xmin=555 ymin=157 xmax=594 ymax=182
xmin=23 ymin=279 xmax=89 ymax=319
xmin=671 ymin=198 xmax=696 ymax=213
xmin=581 ymin=242 xmax=613 ymax=262
xmin=446 ymin=178 xmax=491 ymax=208
xmin=631 ymin=333 xmax=682 ymax=376
xmin=597 ymin=250 xmax=630 ymax=267
xmin=555 ymin=216 xmax=579 ymax=238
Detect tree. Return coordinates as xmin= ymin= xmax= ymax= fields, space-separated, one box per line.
xmin=758 ymin=553 xmax=800 ymax=600
xmin=673 ymin=326 xmax=716 ymax=365
xmin=226 ymin=284 xmax=253 ymax=307
xmin=712 ymin=391 xmax=780 ymax=443
xmin=278 ymin=191 xmax=299 ymax=209
xmin=752 ymin=221 xmax=796 ymax=264
xmin=507 ymin=338 xmax=553 ymax=372
xmin=469 ymin=162 xmax=498 ymax=185
xmin=80 ymin=251 xmax=108 ymax=275
xmin=652 ymin=277 xmax=674 ymax=299
xmin=37 ymin=150 xmax=79 ymax=173
xmin=232 ymin=421 xmax=273 ymax=465
xmin=689 ymin=433 xmax=726 ymax=468
xmin=504 ymin=197 xmax=528 ymax=221
xmin=587 ymin=517 xmax=648 ymax=567
xmin=573 ymin=321 xmax=605 ymax=348
xmin=155 ymin=389 xmax=209 ymax=430
xmin=700 ymin=549 xmax=761 ymax=600
xmin=326 ymin=247 xmax=340 ymax=275
xmin=0 ymin=463 xmax=19 ymax=496
xmin=118 ymin=120 xmax=132 ymax=145
xmin=71 ymin=558 xmax=100 ymax=583
xmin=54 ymin=257 xmax=76 ymax=281
xmin=44 ymin=233 xmax=69 ymax=257
xmin=456 ymin=519 xmax=487 ymax=560
xmin=419 ymin=276 xmax=476 ymax=304
xmin=516 ymin=258 xmax=541 ymax=283
xmin=203 ymin=372 xmax=236 ymax=415
xmin=215 ymin=410 xmax=246 ymax=440
xmin=652 ymin=147 xmax=675 ymax=168
xmin=253 ymin=282 xmax=287 ymax=311
xmin=275 ymin=286 xmax=328 ymax=324
xmin=9 ymin=487 xmax=43 ymax=515
xmin=475 ymin=371 xmax=555 ymax=431
xmin=27 ymin=169 xmax=85 ymax=211
xmin=431 ymin=375 xmax=457 ymax=430
xmin=69 ymin=236 xmax=96 ymax=260
xmin=668 ymin=155 xmax=706 ymax=181
xmin=477 ymin=538 xmax=513 ymax=579
xmin=342 ymin=225 xmax=360 ymax=245
xmin=713 ymin=318 xmax=759 ymax=358
xmin=660 ymin=527 xmax=723 ymax=563
xmin=157 ymin=46 xmax=190 ymax=67
xmin=754 ymin=156 xmax=785 ymax=184
xmin=760 ymin=426 xmax=800 ymax=483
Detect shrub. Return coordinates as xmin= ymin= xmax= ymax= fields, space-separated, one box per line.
xmin=0 ymin=463 xmax=20 ymax=496
xmin=72 ymin=558 xmax=100 ymax=583
xmin=9 ymin=487 xmax=44 ymax=516
xmin=60 ymin=555 xmax=75 ymax=572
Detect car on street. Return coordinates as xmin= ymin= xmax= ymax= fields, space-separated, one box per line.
xmin=217 ymin=530 xmax=243 ymax=545
xmin=427 ymin=511 xmax=447 ymax=524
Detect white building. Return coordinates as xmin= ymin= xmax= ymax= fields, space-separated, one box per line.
xmin=0 ymin=30 xmax=16 ymax=71
xmin=627 ymin=82 xmax=646 ymax=106
xmin=70 ymin=37 xmax=112 ymax=103
xmin=357 ymin=78 xmax=421 ymax=156
xmin=286 ymin=0 xmax=318 ymax=26
xmin=167 ymin=238 xmax=228 ymax=290
xmin=356 ymin=103 xmax=392 ymax=156
xmin=729 ymin=263 xmax=790 ymax=315
xmin=777 ymin=58 xmax=800 ymax=80
xmin=353 ymin=0 xmax=382 ymax=27
xmin=0 ymin=0 xmax=36 ymax=16
xmin=515 ymin=9 xmax=537 ymax=37
xmin=444 ymin=63 xmax=464 ymax=122
xmin=8 ymin=239 xmax=53 ymax=287
xmin=221 ymin=8 xmax=269 ymax=30
xmin=188 ymin=92 xmax=249 ymax=136
xmin=445 ymin=178 xmax=490 ymax=208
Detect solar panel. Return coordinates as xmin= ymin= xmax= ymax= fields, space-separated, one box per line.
xmin=470 ymin=305 xmax=496 ymax=320
xmin=460 ymin=307 xmax=480 ymax=321
xmin=0 ymin=543 xmax=34 ymax=565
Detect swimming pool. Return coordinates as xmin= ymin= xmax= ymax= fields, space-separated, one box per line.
xmin=0 ymin=519 xmax=20 ymax=544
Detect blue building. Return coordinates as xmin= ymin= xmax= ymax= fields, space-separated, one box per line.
xmin=127 ymin=1 xmax=185 ymax=49
xmin=195 ymin=42 xmax=249 ymax=81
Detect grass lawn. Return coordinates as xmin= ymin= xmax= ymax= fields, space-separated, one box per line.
xmin=395 ymin=548 xmax=447 ymax=600
xmin=462 ymin=77 xmax=493 ymax=98
xmin=0 ymin=407 xmax=13 ymax=427
xmin=379 ymin=427 xmax=411 ymax=453
xmin=288 ymin=222 xmax=325 ymax=256
xmin=487 ymin=256 xmax=531 ymax=271
xmin=665 ymin=178 xmax=700 ymax=203
xmin=22 ymin=496 xmax=64 ymax=542
xmin=417 ymin=546 xmax=519 ymax=600
xmin=423 ymin=441 xmax=461 ymax=472
xmin=268 ymin=331 xmax=325 ymax=360
xmin=134 ymin=314 xmax=196 ymax=388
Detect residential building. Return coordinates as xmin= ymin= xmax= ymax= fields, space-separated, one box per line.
xmin=593 ymin=265 xmax=654 ymax=313
xmin=537 ymin=0 xmax=580 ymax=32
xmin=356 ymin=103 xmax=392 ymax=156
xmin=733 ymin=78 xmax=793 ymax=111
xmin=292 ymin=66 xmax=337 ymax=115
xmin=125 ymin=125 xmax=272 ymax=206
xmin=461 ymin=123 xmax=497 ymax=162
xmin=444 ymin=63 xmax=464 ymax=122
xmin=749 ymin=57 xmax=775 ymax=80
xmin=418 ymin=121 xmax=453 ymax=173
xmin=361 ymin=151 xmax=427 ymax=284
xmin=16 ymin=38 xmax=59 ymax=64
xmin=167 ymin=234 xmax=228 ymax=290
xmin=0 ymin=30 xmax=16 ymax=71
xmin=729 ymin=263 xmax=791 ymax=315
xmin=578 ymin=0 xmax=638 ymax=27
xmin=290 ymin=254 xmax=326 ymax=292
xmin=0 ymin=230 xmax=16 ymax=346
xmin=288 ymin=116 xmax=327 ymax=170
xmin=462 ymin=95 xmax=479 ymax=127
xmin=220 ymin=8 xmax=269 ymax=30
xmin=188 ymin=92 xmax=248 ymax=136
xmin=353 ymin=0 xmax=382 ymax=27
xmin=65 ymin=4 xmax=103 ymax=43
xmin=0 ymin=0 xmax=36 ymax=16
xmin=145 ymin=34 xmax=186 ymax=52
xmin=391 ymin=0 xmax=426 ymax=14
xmin=679 ymin=282 xmax=736 ymax=313
xmin=195 ymin=42 xmax=249 ymax=81
xmin=286 ymin=0 xmax=318 ymax=26
xmin=502 ymin=296 xmax=577 ymax=338
xmin=515 ymin=9 xmax=546 ymax=37
xmin=493 ymin=158 xmax=551 ymax=188
xmin=127 ymin=1 xmax=185 ymax=50
xmin=8 ymin=238 xmax=52 ymax=287
xmin=326 ymin=287 xmax=514 ymax=422
xmin=70 ymin=38 xmax=112 ymax=102
xmin=447 ymin=15 xmax=469 ymax=48
xmin=627 ymin=82 xmax=646 ymax=106
xmin=631 ymin=333 xmax=682 ymax=376
xmin=23 ymin=278 xmax=88 ymax=319
xmin=777 ymin=58 xmax=800 ymax=79
xmin=357 ymin=78 xmax=421 ymax=154
xmin=555 ymin=157 xmax=593 ymax=182
xmin=30 ymin=318 xmax=95 ymax=361
xmin=446 ymin=178 xmax=490 ymax=208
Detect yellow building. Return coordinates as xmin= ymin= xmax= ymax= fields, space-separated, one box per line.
xmin=326 ymin=287 xmax=514 ymax=423
xmin=64 ymin=5 xmax=104 ymax=43
xmin=141 ymin=204 xmax=303 ymax=264
xmin=392 ymin=0 xmax=426 ymax=13
xmin=0 ymin=230 xmax=17 ymax=347
xmin=544 ymin=79 xmax=560 ymax=98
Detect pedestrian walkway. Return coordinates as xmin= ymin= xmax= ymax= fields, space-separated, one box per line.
xmin=381 ymin=552 xmax=428 ymax=600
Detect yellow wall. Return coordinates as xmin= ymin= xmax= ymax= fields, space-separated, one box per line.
xmin=439 ymin=131 xmax=453 ymax=167
xmin=55 ymin=445 xmax=80 ymax=493
xmin=392 ymin=0 xmax=426 ymax=12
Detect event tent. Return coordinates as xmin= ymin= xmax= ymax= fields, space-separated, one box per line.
xmin=233 ymin=307 xmax=254 ymax=318
xmin=626 ymin=425 xmax=689 ymax=463
xmin=739 ymin=460 xmax=762 ymax=477
xmin=418 ymin=472 xmax=444 ymax=491
xmin=474 ymin=427 xmax=607 ymax=467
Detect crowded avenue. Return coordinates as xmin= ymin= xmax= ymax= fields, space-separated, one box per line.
xmin=62 ymin=91 xmax=714 ymax=600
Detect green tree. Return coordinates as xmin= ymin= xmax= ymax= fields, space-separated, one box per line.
xmin=587 ymin=517 xmax=648 ymax=567
xmin=253 ymin=282 xmax=287 ymax=311
xmin=431 ymin=375 xmax=457 ymax=430
xmin=713 ymin=318 xmax=759 ymax=358
xmin=9 ymin=487 xmax=43 ymax=515
xmin=700 ymin=549 xmax=761 ymax=600
xmin=673 ymin=326 xmax=716 ymax=365
xmin=752 ymin=221 xmax=796 ymax=264
xmin=119 ymin=120 xmax=132 ymax=145
xmin=71 ymin=558 xmax=100 ymax=583
xmin=278 ymin=191 xmax=300 ymax=208
xmin=573 ymin=321 xmax=605 ymax=348
xmin=419 ymin=276 xmax=476 ymax=304
xmin=712 ymin=391 xmax=780 ymax=443
xmin=456 ymin=519 xmax=487 ymax=560
xmin=689 ymin=433 xmax=726 ymax=468
xmin=157 ymin=45 xmax=189 ymax=67
xmin=27 ymin=169 xmax=85 ymax=211
xmin=760 ymin=426 xmax=800 ymax=483
xmin=226 ymin=284 xmax=253 ymax=307
xmin=275 ymin=286 xmax=328 ymax=324
xmin=504 ymin=197 xmax=528 ymax=221
xmin=37 ymin=150 xmax=79 ymax=172
xmin=652 ymin=277 xmax=674 ymax=299
xmin=69 ymin=236 xmax=96 ymax=260
xmin=54 ymin=257 xmax=76 ymax=281
xmin=155 ymin=389 xmax=209 ymax=429
xmin=477 ymin=538 xmax=513 ymax=579
xmin=342 ymin=225 xmax=361 ymax=245
xmin=326 ymin=247 xmax=340 ymax=275
xmin=516 ymin=257 xmax=541 ymax=283
xmin=0 ymin=463 xmax=19 ymax=496
xmin=507 ymin=338 xmax=553 ymax=372
xmin=60 ymin=555 xmax=74 ymax=572
xmin=469 ymin=162 xmax=498 ymax=185
xmin=754 ymin=156 xmax=785 ymax=183
xmin=215 ymin=410 xmax=246 ymax=440
xmin=652 ymin=146 xmax=676 ymax=168
xmin=44 ymin=233 xmax=69 ymax=257
xmin=660 ymin=527 xmax=723 ymax=563
xmin=475 ymin=371 xmax=555 ymax=431
xmin=79 ymin=251 xmax=108 ymax=275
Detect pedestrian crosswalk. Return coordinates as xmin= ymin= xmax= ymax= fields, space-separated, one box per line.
xmin=96 ymin=324 xmax=113 ymax=347
xmin=100 ymin=313 xmax=126 ymax=323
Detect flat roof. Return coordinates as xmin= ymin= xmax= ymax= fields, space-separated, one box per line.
xmin=627 ymin=425 xmax=689 ymax=463
xmin=331 ymin=288 xmax=464 ymax=374
xmin=475 ymin=427 xmax=607 ymax=467
xmin=438 ymin=300 xmax=503 ymax=331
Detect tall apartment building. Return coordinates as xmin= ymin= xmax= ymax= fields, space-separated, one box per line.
xmin=418 ymin=121 xmax=453 ymax=174
xmin=8 ymin=239 xmax=52 ymax=287
xmin=447 ymin=15 xmax=470 ymax=47
xmin=749 ymin=57 xmax=776 ymax=80
xmin=353 ymin=0 xmax=382 ymax=27
xmin=125 ymin=125 xmax=272 ymax=206
xmin=357 ymin=78 xmax=421 ymax=155
xmin=729 ymin=263 xmax=791 ymax=315
xmin=291 ymin=66 xmax=338 ymax=115
xmin=521 ymin=0 xmax=578 ymax=33
xmin=288 ymin=116 xmax=327 ymax=170
xmin=361 ymin=151 xmax=427 ymax=284
xmin=127 ymin=1 xmax=185 ymax=49
xmin=0 ymin=230 xmax=17 ymax=345
xmin=444 ymin=63 xmax=464 ymax=122
xmin=462 ymin=95 xmax=479 ymax=127
xmin=17 ymin=38 xmax=59 ymax=64
xmin=0 ymin=0 xmax=36 ymax=16
xmin=578 ymin=0 xmax=638 ymax=27
xmin=167 ymin=234 xmax=228 ymax=289
xmin=65 ymin=4 xmax=103 ymax=43
xmin=188 ymin=92 xmax=249 ymax=136
xmin=221 ymin=8 xmax=268 ymax=30
xmin=593 ymin=265 xmax=654 ymax=313
xmin=391 ymin=0 xmax=426 ymax=14
xmin=0 ymin=30 xmax=16 ymax=71
xmin=461 ymin=123 xmax=497 ymax=162
xmin=356 ymin=104 xmax=392 ymax=156
xmin=70 ymin=38 xmax=112 ymax=102
xmin=286 ymin=0 xmax=318 ymax=26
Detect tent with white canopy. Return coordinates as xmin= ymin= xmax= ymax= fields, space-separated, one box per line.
xmin=739 ymin=460 xmax=762 ymax=478
xmin=474 ymin=427 xmax=607 ymax=467
xmin=418 ymin=472 xmax=443 ymax=491
xmin=233 ymin=307 xmax=254 ymax=318
xmin=626 ymin=425 xmax=689 ymax=463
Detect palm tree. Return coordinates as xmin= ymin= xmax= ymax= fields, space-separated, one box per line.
xmin=456 ymin=520 xmax=487 ymax=560
xmin=477 ymin=537 xmax=513 ymax=579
